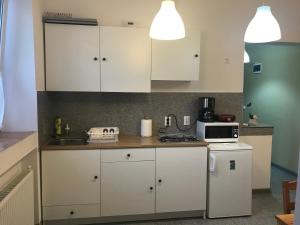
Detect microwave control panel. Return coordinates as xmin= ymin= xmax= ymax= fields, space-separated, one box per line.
xmin=233 ymin=126 xmax=239 ymax=138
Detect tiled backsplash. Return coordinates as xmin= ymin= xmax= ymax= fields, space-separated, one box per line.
xmin=38 ymin=92 xmax=243 ymax=145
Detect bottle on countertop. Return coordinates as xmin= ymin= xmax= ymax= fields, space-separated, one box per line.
xmin=54 ymin=116 xmax=62 ymax=137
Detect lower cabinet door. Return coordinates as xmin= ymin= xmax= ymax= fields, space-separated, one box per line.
xmin=240 ymin=135 xmax=272 ymax=189
xmin=101 ymin=161 xmax=155 ymax=216
xmin=156 ymin=147 xmax=207 ymax=213
xmin=43 ymin=204 xmax=100 ymax=220
xmin=42 ymin=150 xmax=101 ymax=206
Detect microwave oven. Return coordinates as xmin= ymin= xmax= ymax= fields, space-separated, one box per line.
xmin=196 ymin=121 xmax=239 ymax=143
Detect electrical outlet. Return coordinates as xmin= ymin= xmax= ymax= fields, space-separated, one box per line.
xmin=164 ymin=116 xmax=171 ymax=127
xmin=184 ymin=116 xmax=190 ymax=126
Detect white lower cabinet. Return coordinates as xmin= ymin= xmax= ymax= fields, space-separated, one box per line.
xmin=156 ymin=147 xmax=207 ymax=213
xmin=240 ymin=135 xmax=273 ymax=189
xmin=43 ymin=204 xmax=100 ymax=220
xmin=42 ymin=147 xmax=207 ymax=221
xmin=42 ymin=150 xmax=101 ymax=220
xmin=101 ymin=161 xmax=155 ymax=216
xmin=42 ymin=150 xmax=101 ymax=206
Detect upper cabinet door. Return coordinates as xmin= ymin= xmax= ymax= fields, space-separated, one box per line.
xmin=151 ymin=30 xmax=201 ymax=81
xmin=100 ymin=27 xmax=151 ymax=93
xmin=45 ymin=23 xmax=100 ymax=92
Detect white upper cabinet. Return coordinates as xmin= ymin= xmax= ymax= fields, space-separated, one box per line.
xmin=151 ymin=30 xmax=201 ymax=81
xmin=45 ymin=23 xmax=101 ymax=92
xmin=44 ymin=24 xmax=199 ymax=92
xmin=100 ymin=26 xmax=151 ymax=92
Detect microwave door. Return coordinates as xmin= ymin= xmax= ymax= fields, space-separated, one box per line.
xmin=206 ymin=126 xmax=233 ymax=138
xmin=205 ymin=126 xmax=238 ymax=142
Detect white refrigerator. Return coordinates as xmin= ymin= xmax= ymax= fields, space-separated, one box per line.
xmin=208 ymin=143 xmax=253 ymax=218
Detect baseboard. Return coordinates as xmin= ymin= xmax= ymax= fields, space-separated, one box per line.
xmin=252 ymin=188 xmax=271 ymax=194
xmin=271 ymin=163 xmax=298 ymax=177
xmin=43 ymin=210 xmax=205 ymax=225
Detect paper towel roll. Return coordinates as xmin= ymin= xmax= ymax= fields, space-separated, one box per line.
xmin=141 ymin=119 xmax=152 ymax=137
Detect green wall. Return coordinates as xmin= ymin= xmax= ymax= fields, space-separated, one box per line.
xmin=244 ymin=43 xmax=300 ymax=173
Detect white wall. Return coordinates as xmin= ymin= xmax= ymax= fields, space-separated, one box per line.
xmin=244 ymin=44 xmax=300 ymax=173
xmin=41 ymin=0 xmax=300 ymax=93
xmin=2 ymin=0 xmax=38 ymax=131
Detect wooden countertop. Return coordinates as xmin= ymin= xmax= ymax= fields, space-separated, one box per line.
xmin=240 ymin=123 xmax=274 ymax=136
xmin=0 ymin=132 xmax=35 ymax=152
xmin=42 ymin=135 xmax=208 ymax=151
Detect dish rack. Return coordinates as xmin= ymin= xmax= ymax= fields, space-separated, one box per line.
xmin=87 ymin=127 xmax=119 ymax=143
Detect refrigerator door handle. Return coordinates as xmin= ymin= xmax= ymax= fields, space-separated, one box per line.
xmin=209 ymin=153 xmax=216 ymax=173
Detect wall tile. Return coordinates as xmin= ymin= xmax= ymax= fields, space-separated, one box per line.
xmin=38 ymin=92 xmax=243 ymax=145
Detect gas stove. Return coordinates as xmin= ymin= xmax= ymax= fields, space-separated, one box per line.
xmin=159 ymin=134 xmax=200 ymax=143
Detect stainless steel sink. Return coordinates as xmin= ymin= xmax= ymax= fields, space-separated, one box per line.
xmin=48 ymin=138 xmax=88 ymax=146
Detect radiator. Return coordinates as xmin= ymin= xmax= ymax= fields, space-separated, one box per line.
xmin=0 ymin=170 xmax=34 ymax=225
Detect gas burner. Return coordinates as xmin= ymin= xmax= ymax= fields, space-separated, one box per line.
xmin=159 ymin=134 xmax=199 ymax=143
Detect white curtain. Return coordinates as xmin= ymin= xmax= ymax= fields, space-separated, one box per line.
xmin=0 ymin=0 xmax=6 ymax=130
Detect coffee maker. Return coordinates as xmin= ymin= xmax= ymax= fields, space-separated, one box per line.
xmin=199 ymin=97 xmax=215 ymax=122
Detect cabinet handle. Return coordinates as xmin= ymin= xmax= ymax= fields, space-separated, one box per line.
xmin=194 ymin=54 xmax=199 ymax=58
xmin=93 ymin=57 xmax=98 ymax=61
xmin=158 ymin=179 xmax=162 ymax=183
xmin=150 ymin=186 xmax=154 ymax=190
xmin=127 ymin=153 xmax=131 ymax=158
xmin=70 ymin=211 xmax=75 ymax=215
xmin=102 ymin=57 xmax=107 ymax=61
xmin=94 ymin=175 xmax=98 ymax=180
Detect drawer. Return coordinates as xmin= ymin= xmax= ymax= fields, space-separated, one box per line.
xmin=101 ymin=148 xmax=155 ymax=162
xmin=43 ymin=204 xmax=100 ymax=220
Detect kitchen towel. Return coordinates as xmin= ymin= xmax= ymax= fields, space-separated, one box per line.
xmin=141 ymin=119 xmax=152 ymax=137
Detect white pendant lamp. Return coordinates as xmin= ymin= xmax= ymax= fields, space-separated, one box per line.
xmin=244 ymin=50 xmax=250 ymax=63
xmin=150 ymin=0 xmax=185 ymax=40
xmin=244 ymin=5 xmax=281 ymax=43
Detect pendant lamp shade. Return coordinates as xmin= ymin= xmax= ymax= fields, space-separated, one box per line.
xmin=244 ymin=50 xmax=250 ymax=63
xmin=150 ymin=0 xmax=185 ymax=40
xmin=244 ymin=6 xmax=281 ymax=43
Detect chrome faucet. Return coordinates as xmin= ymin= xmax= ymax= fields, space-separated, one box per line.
xmin=65 ymin=123 xmax=71 ymax=135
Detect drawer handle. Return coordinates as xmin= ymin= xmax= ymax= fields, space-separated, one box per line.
xmin=127 ymin=153 xmax=131 ymax=158
xmin=158 ymin=179 xmax=162 ymax=183
xmin=70 ymin=211 xmax=75 ymax=215
xmin=149 ymin=186 xmax=154 ymax=191
xmin=94 ymin=175 xmax=98 ymax=180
